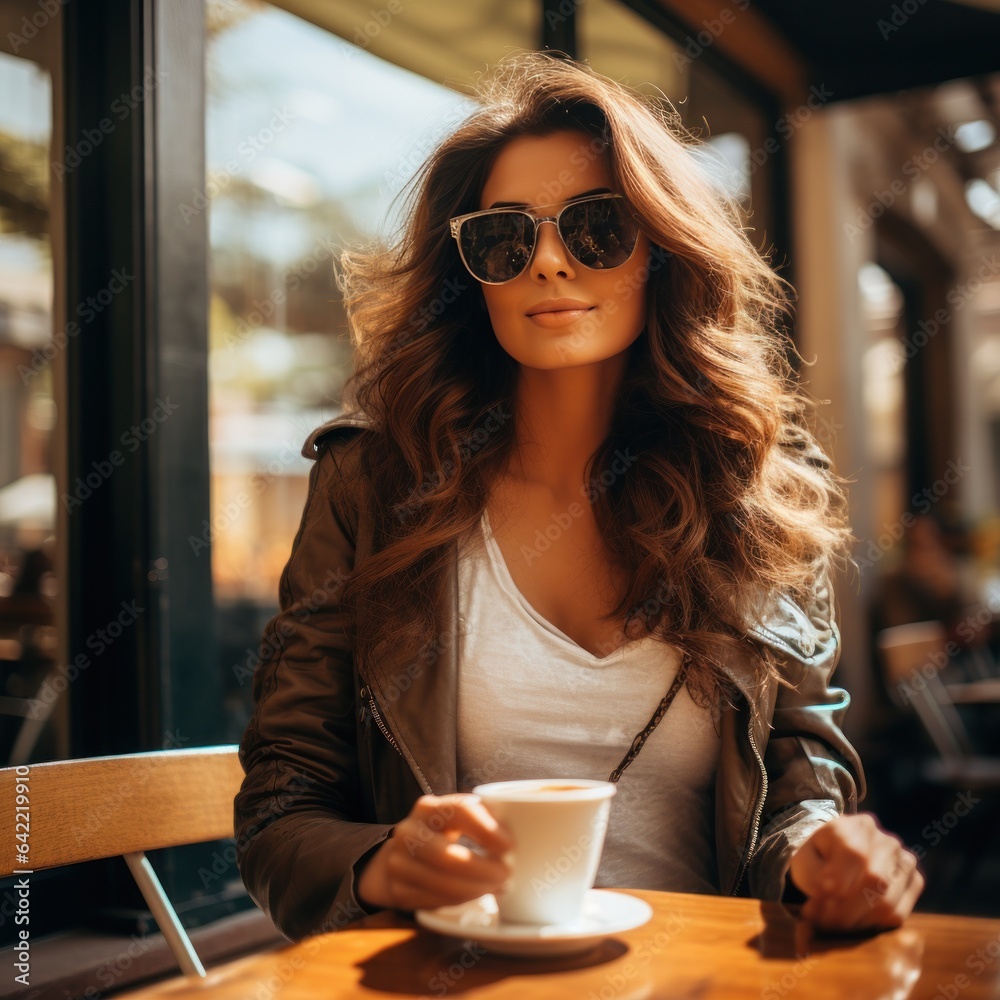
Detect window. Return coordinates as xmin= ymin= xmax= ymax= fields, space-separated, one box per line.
xmin=205 ymin=3 xmax=475 ymax=742
xmin=0 ymin=51 xmax=60 ymax=767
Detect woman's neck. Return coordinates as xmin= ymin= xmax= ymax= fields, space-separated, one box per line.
xmin=506 ymin=354 xmax=628 ymax=499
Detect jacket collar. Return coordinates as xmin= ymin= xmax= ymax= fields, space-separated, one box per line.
xmin=302 ymin=410 xmax=372 ymax=458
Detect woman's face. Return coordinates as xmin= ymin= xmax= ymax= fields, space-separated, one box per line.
xmin=477 ymin=129 xmax=651 ymax=371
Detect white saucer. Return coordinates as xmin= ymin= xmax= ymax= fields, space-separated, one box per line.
xmin=415 ymin=888 xmax=653 ymax=957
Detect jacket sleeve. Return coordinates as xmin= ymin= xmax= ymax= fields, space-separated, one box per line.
xmin=234 ymin=431 xmax=395 ymax=940
xmin=746 ymin=571 xmax=867 ymax=902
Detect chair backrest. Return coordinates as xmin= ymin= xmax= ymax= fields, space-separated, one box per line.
xmin=0 ymin=745 xmax=244 ymax=874
xmin=0 ymin=746 xmax=244 ymax=979
xmin=876 ymin=620 xmax=948 ymax=690
xmin=875 ymin=622 xmax=973 ymax=762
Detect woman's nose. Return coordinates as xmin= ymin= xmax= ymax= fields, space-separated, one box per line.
xmin=529 ymin=219 xmax=577 ymax=282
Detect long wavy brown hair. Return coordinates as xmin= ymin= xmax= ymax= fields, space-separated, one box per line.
xmin=333 ymin=50 xmax=853 ymax=712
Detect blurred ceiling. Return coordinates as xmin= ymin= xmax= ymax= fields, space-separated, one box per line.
xmin=750 ymin=0 xmax=1000 ymax=103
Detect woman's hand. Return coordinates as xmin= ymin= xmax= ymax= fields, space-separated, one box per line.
xmin=355 ymin=793 xmax=513 ymax=912
xmin=788 ymin=813 xmax=924 ymax=932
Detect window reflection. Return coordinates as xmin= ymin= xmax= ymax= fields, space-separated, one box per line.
xmin=205 ymin=3 xmax=474 ymax=735
xmin=0 ymin=49 xmax=59 ymax=764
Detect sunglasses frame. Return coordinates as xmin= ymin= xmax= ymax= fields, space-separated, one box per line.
xmin=448 ymin=192 xmax=639 ymax=285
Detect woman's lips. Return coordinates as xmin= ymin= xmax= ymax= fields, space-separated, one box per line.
xmin=527 ymin=303 xmax=596 ymax=330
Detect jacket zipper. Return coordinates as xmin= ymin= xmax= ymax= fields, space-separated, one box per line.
xmin=361 ymin=681 xmax=435 ymax=795
xmin=730 ymin=714 xmax=768 ymax=896
xmin=361 ymin=684 xmax=402 ymax=757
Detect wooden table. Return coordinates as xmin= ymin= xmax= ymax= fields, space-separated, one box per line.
xmin=119 ymin=890 xmax=1000 ymax=999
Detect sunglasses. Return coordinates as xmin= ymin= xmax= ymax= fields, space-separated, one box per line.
xmin=448 ymin=192 xmax=641 ymax=284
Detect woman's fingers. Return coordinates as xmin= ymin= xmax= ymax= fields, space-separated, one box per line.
xmin=403 ymin=794 xmax=513 ymax=857
xmin=893 ymin=867 xmax=927 ymax=924
xmin=820 ymin=866 xmax=922 ymax=931
xmin=793 ymin=814 xmax=924 ymax=932
xmin=382 ymin=794 xmax=514 ymax=911
xmin=386 ymin=842 xmax=508 ymax=905
xmin=848 ymin=855 xmax=925 ymax=931
xmin=825 ymin=820 xmax=898 ymax=920
xmin=869 ymin=848 xmax=920 ymax=915
xmin=392 ymin=826 xmax=510 ymax=882
xmin=806 ymin=833 xmax=910 ymax=929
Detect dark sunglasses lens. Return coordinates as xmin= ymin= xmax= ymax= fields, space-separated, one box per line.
xmin=561 ymin=198 xmax=639 ymax=269
xmin=460 ymin=212 xmax=534 ymax=282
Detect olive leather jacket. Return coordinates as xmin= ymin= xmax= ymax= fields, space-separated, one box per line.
xmin=235 ymin=413 xmax=866 ymax=941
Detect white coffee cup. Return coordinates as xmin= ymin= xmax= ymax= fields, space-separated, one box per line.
xmin=472 ymin=778 xmax=616 ymax=925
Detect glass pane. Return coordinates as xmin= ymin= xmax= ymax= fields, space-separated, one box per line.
xmin=0 ymin=50 xmax=59 ymax=765
xmin=205 ymin=3 xmax=474 ymax=741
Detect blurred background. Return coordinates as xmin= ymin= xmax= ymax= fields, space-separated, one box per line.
xmin=1 ymin=0 xmax=1000 ymax=991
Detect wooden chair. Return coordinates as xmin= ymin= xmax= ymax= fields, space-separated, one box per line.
xmin=0 ymin=745 xmax=244 ymax=977
xmin=0 ymin=661 xmax=62 ymax=765
xmin=875 ymin=621 xmax=1000 ymax=789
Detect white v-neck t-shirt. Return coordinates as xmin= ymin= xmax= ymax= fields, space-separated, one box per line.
xmin=455 ymin=510 xmax=721 ymax=894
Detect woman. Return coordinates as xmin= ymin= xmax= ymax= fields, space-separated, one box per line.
xmin=235 ymin=50 xmax=923 ymax=941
